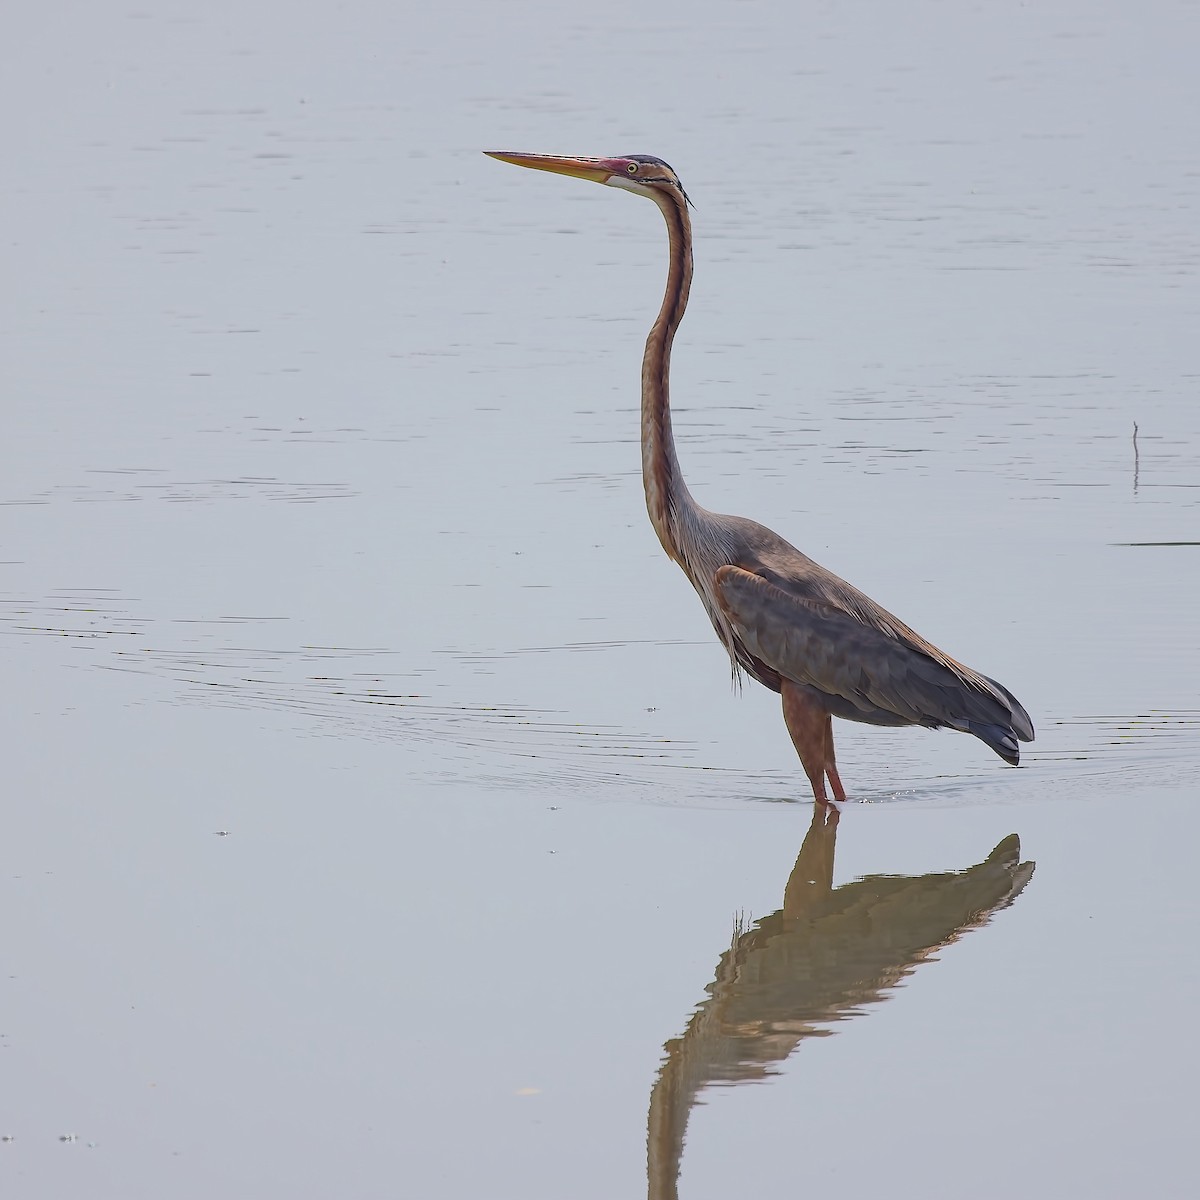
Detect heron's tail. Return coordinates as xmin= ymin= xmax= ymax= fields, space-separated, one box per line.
xmin=959 ymin=673 xmax=1034 ymax=765
xmin=968 ymin=721 xmax=1023 ymax=765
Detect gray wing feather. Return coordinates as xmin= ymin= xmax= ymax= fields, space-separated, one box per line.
xmin=715 ymin=565 xmax=1031 ymax=746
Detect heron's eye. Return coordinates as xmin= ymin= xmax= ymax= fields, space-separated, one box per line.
xmin=626 ymin=162 xmax=638 ymax=175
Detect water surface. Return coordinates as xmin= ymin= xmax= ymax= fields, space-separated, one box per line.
xmin=4 ymin=2 xmax=1198 ymax=1197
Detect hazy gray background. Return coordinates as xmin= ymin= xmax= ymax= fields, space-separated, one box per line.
xmin=4 ymin=2 xmax=1198 ymax=1196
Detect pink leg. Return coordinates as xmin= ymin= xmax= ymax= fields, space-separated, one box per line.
xmin=781 ymin=680 xmax=845 ymax=804
xmin=824 ymin=717 xmax=847 ymax=803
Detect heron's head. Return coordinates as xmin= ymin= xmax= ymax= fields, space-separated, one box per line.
xmin=485 ymin=151 xmax=691 ymax=206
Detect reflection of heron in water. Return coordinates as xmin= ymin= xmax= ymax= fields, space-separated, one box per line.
xmin=647 ymin=806 xmax=1035 ymax=1199
xmin=486 ymin=150 xmax=1034 ymax=802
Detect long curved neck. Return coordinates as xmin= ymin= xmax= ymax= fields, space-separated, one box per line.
xmin=642 ymin=188 xmax=697 ymax=564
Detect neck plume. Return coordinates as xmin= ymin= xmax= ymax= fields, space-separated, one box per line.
xmin=641 ymin=188 xmax=696 ymax=564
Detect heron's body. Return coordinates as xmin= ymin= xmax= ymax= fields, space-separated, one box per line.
xmin=486 ymin=151 xmax=1034 ymax=802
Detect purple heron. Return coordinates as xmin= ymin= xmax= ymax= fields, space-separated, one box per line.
xmin=485 ymin=151 xmax=1034 ymax=802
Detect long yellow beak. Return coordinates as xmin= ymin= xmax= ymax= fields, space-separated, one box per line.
xmin=484 ymin=151 xmax=613 ymax=185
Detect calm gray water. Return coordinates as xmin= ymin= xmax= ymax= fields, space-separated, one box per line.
xmin=4 ymin=2 xmax=1199 ymax=1197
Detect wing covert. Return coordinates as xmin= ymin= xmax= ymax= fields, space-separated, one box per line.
xmin=714 ymin=564 xmax=998 ymax=729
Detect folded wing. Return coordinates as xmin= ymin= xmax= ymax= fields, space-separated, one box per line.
xmin=714 ymin=564 xmax=1033 ymax=762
